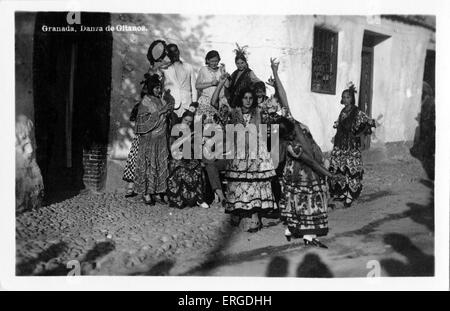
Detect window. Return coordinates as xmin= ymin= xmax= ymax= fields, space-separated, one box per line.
xmin=311 ymin=27 xmax=338 ymax=94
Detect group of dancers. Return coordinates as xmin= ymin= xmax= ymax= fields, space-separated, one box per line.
xmin=122 ymin=41 xmax=376 ymax=248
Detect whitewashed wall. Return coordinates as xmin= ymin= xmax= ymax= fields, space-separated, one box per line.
xmin=197 ymin=15 xmax=433 ymax=151
xmin=108 ymin=14 xmax=434 ymax=158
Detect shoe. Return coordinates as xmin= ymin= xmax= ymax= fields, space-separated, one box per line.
xmin=247 ymin=223 xmax=262 ymax=233
xmin=343 ymin=198 xmax=353 ymax=208
xmin=125 ymin=189 xmax=137 ymax=198
xmin=334 ymin=195 xmax=346 ymax=202
xmin=285 ymin=228 xmax=292 ymax=242
xmin=198 ymin=202 xmax=210 ymax=209
xmin=304 ymin=238 xmax=328 ymax=249
xmin=311 ymin=238 xmax=328 ymax=249
xmin=158 ymin=195 xmax=167 ymax=204
xmin=143 ymin=195 xmax=155 ymax=206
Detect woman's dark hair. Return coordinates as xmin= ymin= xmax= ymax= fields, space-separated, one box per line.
xmin=237 ymin=87 xmax=257 ymax=109
xmin=278 ymin=116 xmax=295 ymax=140
xmin=144 ymin=73 xmax=162 ymax=97
xmin=253 ymin=81 xmax=266 ymax=93
xmin=181 ymin=110 xmax=195 ymax=121
xmin=340 ymin=89 xmax=356 ymax=106
xmin=179 ymin=110 xmax=195 ymax=132
xmin=235 ymin=54 xmax=247 ymax=64
xmin=205 ymin=50 xmax=221 ymax=64
xmin=189 ymin=101 xmax=199 ymax=109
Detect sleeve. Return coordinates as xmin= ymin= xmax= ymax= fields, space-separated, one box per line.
xmin=249 ymin=70 xmax=261 ymax=83
xmin=196 ymin=67 xmax=209 ymax=85
xmin=353 ymin=110 xmax=376 ymax=134
xmin=190 ymin=65 xmax=198 ymax=102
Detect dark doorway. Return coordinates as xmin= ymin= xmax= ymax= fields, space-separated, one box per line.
xmin=33 ymin=12 xmax=112 ymax=205
xmin=358 ymin=30 xmax=389 ymax=150
xmin=423 ymin=49 xmax=435 ymax=91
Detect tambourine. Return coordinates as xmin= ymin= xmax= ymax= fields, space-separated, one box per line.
xmin=147 ymin=40 xmax=167 ymax=64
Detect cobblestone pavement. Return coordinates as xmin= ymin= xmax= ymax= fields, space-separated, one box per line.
xmin=16 ymin=153 xmax=435 ymax=277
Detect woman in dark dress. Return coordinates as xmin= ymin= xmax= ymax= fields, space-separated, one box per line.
xmin=226 ymin=44 xmax=261 ymax=108
xmin=268 ymin=58 xmax=331 ymax=248
xmin=328 ymin=83 xmax=376 ymax=207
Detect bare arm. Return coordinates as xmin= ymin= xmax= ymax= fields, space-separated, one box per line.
xmin=270 ymin=58 xmax=290 ymax=113
xmin=196 ymin=80 xmax=219 ymax=91
xmin=211 ymin=74 xmax=229 ymax=109
xmin=287 ymin=145 xmax=332 ymax=177
xmin=190 ymin=65 xmax=198 ymax=102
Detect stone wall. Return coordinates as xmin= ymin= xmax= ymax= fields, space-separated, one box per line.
xmin=15 ymin=12 xmax=44 ymax=212
xmin=16 ymin=115 xmax=44 ymax=213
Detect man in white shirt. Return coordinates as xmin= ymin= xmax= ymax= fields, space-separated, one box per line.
xmin=161 ymin=44 xmax=198 ymax=118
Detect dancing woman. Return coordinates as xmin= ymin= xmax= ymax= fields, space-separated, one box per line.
xmin=224 ymin=86 xmax=277 ymax=233
xmin=269 ymin=58 xmax=331 ymax=248
xmin=328 ymin=83 xmax=376 ymax=207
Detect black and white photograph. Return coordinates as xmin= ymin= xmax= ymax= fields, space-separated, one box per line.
xmin=1 ymin=0 xmax=449 ymax=291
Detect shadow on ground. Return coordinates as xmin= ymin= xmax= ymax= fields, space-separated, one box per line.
xmin=380 ymin=233 xmax=434 ymax=276
xmin=266 ymin=253 xmax=334 ymax=278
xmin=16 ymin=240 xmax=116 ymax=276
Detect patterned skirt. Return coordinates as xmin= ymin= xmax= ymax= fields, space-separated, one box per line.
xmin=167 ymin=159 xmax=204 ymax=208
xmin=197 ymin=95 xmax=229 ymax=124
xmin=328 ymin=146 xmax=364 ymax=199
xmin=122 ymin=136 xmax=139 ymax=182
xmin=280 ymin=177 xmax=329 ymax=237
xmin=225 ymin=148 xmax=277 ymax=215
xmin=133 ymin=131 xmax=169 ymax=195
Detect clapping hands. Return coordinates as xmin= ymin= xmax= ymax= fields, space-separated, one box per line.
xmin=270 ymin=57 xmax=280 ymax=73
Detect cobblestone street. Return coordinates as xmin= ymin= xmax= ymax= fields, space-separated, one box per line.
xmin=16 ymin=146 xmax=435 ymax=277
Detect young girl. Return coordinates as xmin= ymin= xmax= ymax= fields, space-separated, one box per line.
xmin=122 ymin=101 xmax=141 ymax=198
xmin=167 ymin=111 xmax=209 ymax=209
xmin=328 ymin=83 xmax=376 ymax=207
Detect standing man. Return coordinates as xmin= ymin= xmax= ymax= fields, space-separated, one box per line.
xmin=161 ymin=43 xmax=198 ymax=118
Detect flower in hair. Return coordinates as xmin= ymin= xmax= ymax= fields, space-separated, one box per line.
xmin=346 ymin=81 xmax=357 ymax=93
xmin=233 ymin=43 xmax=249 ymax=59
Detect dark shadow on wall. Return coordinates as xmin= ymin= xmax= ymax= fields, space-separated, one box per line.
xmin=108 ymin=14 xmax=213 ymax=154
xmin=410 ymin=82 xmax=435 ymax=180
xmin=380 ymin=233 xmax=434 ymax=276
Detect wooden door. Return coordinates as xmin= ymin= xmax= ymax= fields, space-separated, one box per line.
xmin=358 ymin=46 xmax=373 ymax=150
